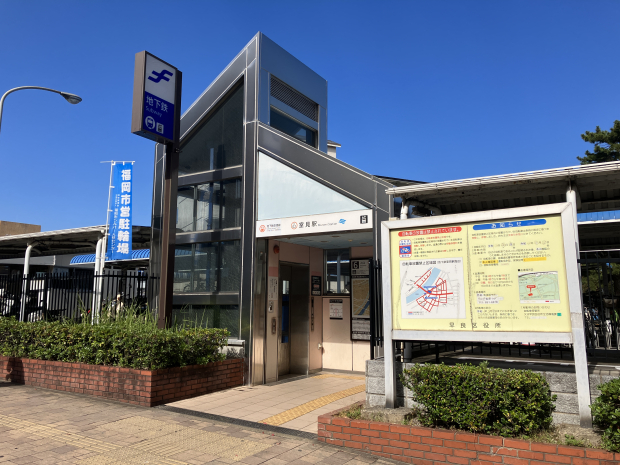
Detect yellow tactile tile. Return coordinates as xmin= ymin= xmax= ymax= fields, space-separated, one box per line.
xmin=312 ymin=374 xmax=366 ymax=381
xmin=0 ymin=414 xmax=120 ymax=453
xmin=0 ymin=412 xmax=271 ymax=464
xmin=260 ymin=383 xmax=366 ymax=426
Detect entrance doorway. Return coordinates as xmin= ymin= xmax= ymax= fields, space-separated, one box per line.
xmin=278 ymin=263 xmax=309 ymax=376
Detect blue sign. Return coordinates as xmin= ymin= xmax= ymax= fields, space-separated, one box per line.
xmin=106 ymin=163 xmax=133 ymax=260
xmin=141 ymin=54 xmax=177 ymax=142
xmin=472 ymin=219 xmax=546 ymax=231
xmin=143 ymin=91 xmax=174 ymax=141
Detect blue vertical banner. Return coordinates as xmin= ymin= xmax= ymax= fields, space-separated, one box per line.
xmin=106 ymin=163 xmax=133 ymax=260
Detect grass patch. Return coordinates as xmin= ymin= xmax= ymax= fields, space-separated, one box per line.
xmin=337 ymin=405 xmax=362 ymax=420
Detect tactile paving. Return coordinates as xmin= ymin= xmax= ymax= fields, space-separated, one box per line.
xmin=261 ymin=383 xmax=366 ymax=426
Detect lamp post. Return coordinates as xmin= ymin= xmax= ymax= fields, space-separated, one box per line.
xmin=0 ymin=86 xmax=82 ymax=134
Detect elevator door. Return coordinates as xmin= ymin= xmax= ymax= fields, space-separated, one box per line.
xmin=278 ymin=264 xmax=309 ymax=377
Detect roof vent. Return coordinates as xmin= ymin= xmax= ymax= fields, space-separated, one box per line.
xmin=270 ymin=76 xmax=318 ymax=122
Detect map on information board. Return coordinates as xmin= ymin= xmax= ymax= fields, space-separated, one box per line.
xmin=352 ymin=278 xmax=370 ymax=318
xmin=400 ymin=258 xmax=466 ymax=319
xmin=518 ymin=271 xmax=560 ymax=304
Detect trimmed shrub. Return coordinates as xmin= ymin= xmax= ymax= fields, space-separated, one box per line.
xmin=0 ymin=317 xmax=228 ymax=370
xmin=400 ymin=362 xmax=555 ymax=437
xmin=591 ymin=377 xmax=620 ymax=452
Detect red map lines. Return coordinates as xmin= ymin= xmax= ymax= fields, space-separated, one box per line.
xmin=413 ymin=268 xmax=453 ymax=312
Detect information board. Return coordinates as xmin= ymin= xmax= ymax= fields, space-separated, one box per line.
xmin=351 ymin=259 xmax=371 ymax=340
xmin=381 ymin=203 xmax=590 ymax=426
xmin=390 ymin=214 xmax=572 ymax=333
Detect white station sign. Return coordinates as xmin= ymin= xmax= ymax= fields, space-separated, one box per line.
xmin=256 ymin=209 xmax=373 ymax=238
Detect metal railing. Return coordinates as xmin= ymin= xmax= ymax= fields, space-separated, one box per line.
xmin=580 ymin=250 xmax=620 ymax=359
xmin=0 ymin=272 xmax=159 ymax=322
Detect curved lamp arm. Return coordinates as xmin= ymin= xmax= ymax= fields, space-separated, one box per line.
xmin=0 ymin=86 xmax=82 ymax=134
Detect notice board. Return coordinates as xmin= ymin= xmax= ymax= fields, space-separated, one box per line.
xmin=390 ymin=214 xmax=572 ymax=333
xmin=380 ymin=203 xmax=590 ymax=424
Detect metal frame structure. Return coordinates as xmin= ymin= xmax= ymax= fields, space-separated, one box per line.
xmin=150 ymin=32 xmax=393 ymax=385
xmin=380 ymin=203 xmax=592 ymax=427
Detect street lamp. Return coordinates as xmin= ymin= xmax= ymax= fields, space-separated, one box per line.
xmin=0 ymin=86 xmax=83 ymax=134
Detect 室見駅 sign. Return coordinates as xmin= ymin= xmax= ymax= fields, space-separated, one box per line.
xmin=131 ymin=51 xmax=179 ymax=144
xmin=390 ymin=214 xmax=572 ymax=333
xmin=256 ymin=209 xmax=373 ymax=238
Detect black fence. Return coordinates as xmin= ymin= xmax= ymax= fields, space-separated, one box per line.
xmin=0 ymin=272 xmax=158 ymax=322
xmin=372 ymin=250 xmax=620 ymax=364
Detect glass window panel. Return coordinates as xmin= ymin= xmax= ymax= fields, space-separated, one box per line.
xmin=178 ymin=84 xmax=244 ymax=175
xmin=218 ymin=179 xmax=242 ymax=229
xmin=176 ymin=187 xmax=195 ymax=232
xmin=219 ymin=240 xmax=241 ymax=292
xmin=194 ymin=242 xmax=219 ymax=292
xmin=325 ymin=249 xmax=351 ymax=295
xmin=194 ymin=179 xmax=242 ymax=232
xmin=196 ymin=184 xmax=215 ymax=231
xmin=173 ymin=245 xmax=193 ymax=293
xmin=257 ymin=153 xmax=364 ymax=220
xmin=173 ymin=241 xmax=241 ymax=293
xmin=172 ymin=304 xmax=240 ymax=338
xmin=270 ymin=108 xmax=316 ymax=147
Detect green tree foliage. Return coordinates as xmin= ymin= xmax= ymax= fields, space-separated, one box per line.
xmin=578 ymin=120 xmax=620 ymax=164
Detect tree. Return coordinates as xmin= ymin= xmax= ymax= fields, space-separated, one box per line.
xmin=578 ymin=120 xmax=620 ymax=164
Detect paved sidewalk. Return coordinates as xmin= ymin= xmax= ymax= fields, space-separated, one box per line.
xmin=168 ymin=372 xmax=366 ymax=433
xmin=0 ymin=382 xmax=394 ymax=465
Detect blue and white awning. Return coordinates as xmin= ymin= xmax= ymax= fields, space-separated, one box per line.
xmin=70 ymin=248 xmax=150 ymax=265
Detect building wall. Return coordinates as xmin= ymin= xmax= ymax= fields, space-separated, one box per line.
xmin=151 ymin=32 xmax=392 ymax=385
xmin=0 ymin=221 xmax=40 ymax=237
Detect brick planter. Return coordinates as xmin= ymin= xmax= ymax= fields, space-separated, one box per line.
xmin=318 ymin=403 xmax=620 ymax=465
xmin=1 ymin=355 xmax=243 ymax=407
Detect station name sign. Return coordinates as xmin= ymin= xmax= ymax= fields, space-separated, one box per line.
xmin=131 ymin=51 xmax=179 ymax=144
xmin=256 ymin=209 xmax=373 ymax=238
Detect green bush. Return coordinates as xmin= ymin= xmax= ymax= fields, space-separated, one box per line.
xmin=591 ymin=378 xmax=620 ymax=452
xmin=400 ymin=362 xmax=556 ymax=437
xmin=0 ymin=316 xmax=229 ymax=370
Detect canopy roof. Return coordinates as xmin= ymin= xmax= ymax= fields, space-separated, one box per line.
xmin=0 ymin=225 xmax=151 ymax=259
xmin=387 ymin=161 xmax=620 ymax=215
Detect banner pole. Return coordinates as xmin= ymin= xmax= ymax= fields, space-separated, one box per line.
xmin=97 ymin=161 xmax=115 ymax=324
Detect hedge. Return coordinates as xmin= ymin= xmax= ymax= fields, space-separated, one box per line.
xmin=400 ymin=362 xmax=556 ymax=437
xmin=591 ymin=377 xmax=620 ymax=452
xmin=0 ymin=317 xmax=229 ymax=370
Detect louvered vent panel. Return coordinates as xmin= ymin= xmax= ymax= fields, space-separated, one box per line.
xmin=270 ymin=77 xmax=318 ymax=122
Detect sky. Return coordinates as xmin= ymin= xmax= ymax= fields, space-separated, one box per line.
xmin=1 ymin=0 xmax=619 ymax=231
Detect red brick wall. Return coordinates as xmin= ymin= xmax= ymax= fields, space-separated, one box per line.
xmin=318 ymin=404 xmax=619 ymax=465
xmin=0 ymin=356 xmax=243 ymax=407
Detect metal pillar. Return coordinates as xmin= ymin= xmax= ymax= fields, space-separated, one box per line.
xmin=567 ymin=182 xmax=592 ymax=428
xmin=157 ymin=70 xmax=182 ymax=329
xmin=19 ymin=243 xmax=33 ymax=322
xmin=91 ymin=236 xmax=103 ymax=324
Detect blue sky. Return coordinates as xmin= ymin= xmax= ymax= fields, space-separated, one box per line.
xmin=1 ymin=1 xmax=618 ymax=231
